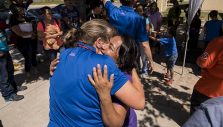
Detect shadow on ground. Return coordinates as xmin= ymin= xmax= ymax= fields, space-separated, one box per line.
xmin=0 ymin=120 xmax=3 ymax=127
xmin=14 ymin=62 xmax=50 ymax=86
xmin=138 ymin=76 xmax=190 ymax=127
xmin=10 ymin=47 xmax=51 ymax=85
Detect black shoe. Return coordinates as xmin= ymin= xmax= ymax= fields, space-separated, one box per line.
xmin=17 ymin=86 xmax=28 ymax=91
xmin=5 ymin=94 xmax=24 ymax=102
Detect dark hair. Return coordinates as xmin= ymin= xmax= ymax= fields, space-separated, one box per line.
xmin=90 ymin=1 xmax=103 ymax=10
xmin=10 ymin=5 xmax=24 ymax=16
xmin=62 ymin=28 xmax=78 ymax=48
xmin=168 ymin=27 xmax=176 ymax=37
xmin=40 ymin=6 xmax=52 ymax=15
xmin=209 ymin=10 xmax=218 ymax=19
xmin=119 ymin=0 xmax=134 ymax=6
xmin=118 ymin=35 xmax=139 ymax=74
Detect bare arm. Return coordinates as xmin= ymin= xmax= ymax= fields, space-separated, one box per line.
xmin=45 ymin=31 xmax=63 ymax=39
xmin=37 ymin=30 xmax=45 ymax=41
xmin=11 ymin=25 xmax=33 ymax=37
xmin=0 ymin=52 xmax=4 ymax=57
xmin=149 ymin=36 xmax=160 ymax=42
xmin=141 ymin=41 xmax=154 ymax=73
xmin=88 ymin=64 xmax=128 ymax=126
xmin=115 ymin=68 xmax=145 ymax=110
xmin=100 ymin=94 xmax=128 ymax=127
xmin=49 ymin=57 xmax=60 ymax=76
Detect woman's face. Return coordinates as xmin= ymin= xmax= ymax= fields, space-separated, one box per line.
xmin=151 ymin=3 xmax=157 ymax=12
xmin=102 ymin=36 xmax=123 ymax=62
xmin=44 ymin=10 xmax=53 ymax=20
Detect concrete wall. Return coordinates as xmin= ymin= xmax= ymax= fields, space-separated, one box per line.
xmin=157 ymin=0 xmax=168 ymax=12
xmin=201 ymin=0 xmax=223 ymax=11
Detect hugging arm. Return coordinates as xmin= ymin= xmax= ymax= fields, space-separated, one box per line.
xmin=88 ymin=65 xmax=128 ymax=127
xmin=89 ymin=65 xmax=145 ymax=110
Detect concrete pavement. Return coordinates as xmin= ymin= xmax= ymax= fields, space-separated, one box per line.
xmin=0 ymin=47 xmax=199 ymax=127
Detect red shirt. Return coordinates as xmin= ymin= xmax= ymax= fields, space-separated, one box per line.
xmin=195 ymin=37 xmax=223 ymax=97
xmin=37 ymin=20 xmax=62 ymax=50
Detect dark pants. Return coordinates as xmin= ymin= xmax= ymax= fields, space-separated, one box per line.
xmin=190 ymin=89 xmax=210 ymax=115
xmin=17 ymin=38 xmax=37 ymax=72
xmin=44 ymin=49 xmax=58 ymax=62
xmin=0 ymin=52 xmax=17 ymax=99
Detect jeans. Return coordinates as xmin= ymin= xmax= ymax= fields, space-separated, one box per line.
xmin=166 ymin=54 xmax=178 ymax=70
xmin=44 ymin=49 xmax=58 ymax=62
xmin=0 ymin=52 xmax=16 ymax=99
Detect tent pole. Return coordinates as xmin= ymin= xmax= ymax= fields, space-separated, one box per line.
xmin=181 ymin=26 xmax=190 ymax=75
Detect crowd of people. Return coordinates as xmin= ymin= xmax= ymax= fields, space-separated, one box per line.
xmin=0 ymin=0 xmax=223 ymax=126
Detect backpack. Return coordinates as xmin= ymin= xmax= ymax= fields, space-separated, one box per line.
xmin=38 ymin=19 xmax=62 ymax=50
xmin=39 ymin=18 xmax=60 ymax=31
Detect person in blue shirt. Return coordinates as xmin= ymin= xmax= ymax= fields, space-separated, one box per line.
xmin=203 ymin=10 xmax=222 ymax=47
xmin=183 ymin=96 xmax=223 ymax=127
xmin=149 ymin=27 xmax=178 ymax=85
xmin=49 ymin=19 xmax=145 ymax=127
xmin=0 ymin=30 xmax=26 ymax=102
xmin=102 ymin=0 xmax=154 ymax=74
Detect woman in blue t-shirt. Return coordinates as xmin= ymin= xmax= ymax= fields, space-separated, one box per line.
xmin=49 ymin=19 xmax=145 ymax=127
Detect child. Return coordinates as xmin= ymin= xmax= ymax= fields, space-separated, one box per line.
xmin=149 ymin=27 xmax=178 ymax=85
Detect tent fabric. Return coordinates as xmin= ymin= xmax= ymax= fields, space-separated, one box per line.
xmin=182 ymin=0 xmax=204 ymax=75
xmin=188 ymin=0 xmax=204 ymax=26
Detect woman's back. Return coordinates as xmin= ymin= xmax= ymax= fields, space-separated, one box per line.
xmin=49 ymin=45 xmax=128 ymax=126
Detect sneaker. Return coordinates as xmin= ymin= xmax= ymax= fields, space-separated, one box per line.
xmin=5 ymin=94 xmax=24 ymax=102
xmin=17 ymin=86 xmax=27 ymax=91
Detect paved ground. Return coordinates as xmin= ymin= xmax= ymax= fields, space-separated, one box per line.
xmin=0 ymin=45 xmax=200 ymax=127
xmin=0 ymin=3 xmax=202 ymax=127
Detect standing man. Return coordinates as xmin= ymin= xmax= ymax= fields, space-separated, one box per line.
xmin=102 ymin=0 xmax=154 ymax=73
xmin=190 ymin=37 xmax=223 ymax=114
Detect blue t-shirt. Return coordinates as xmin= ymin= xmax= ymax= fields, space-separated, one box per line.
xmin=0 ymin=32 xmax=8 ymax=52
xmin=183 ymin=97 xmax=223 ymax=127
xmin=204 ymin=20 xmax=222 ymax=42
xmin=49 ymin=42 xmax=128 ymax=127
xmin=105 ymin=1 xmax=148 ymax=43
xmin=159 ymin=37 xmax=178 ymax=57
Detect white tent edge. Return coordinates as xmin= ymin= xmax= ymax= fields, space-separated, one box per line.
xmin=181 ymin=0 xmax=204 ymax=75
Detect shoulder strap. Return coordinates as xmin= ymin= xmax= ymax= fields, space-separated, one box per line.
xmin=54 ymin=18 xmax=60 ymax=27
xmin=39 ymin=20 xmax=46 ymax=31
xmin=39 ymin=19 xmax=60 ymax=31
